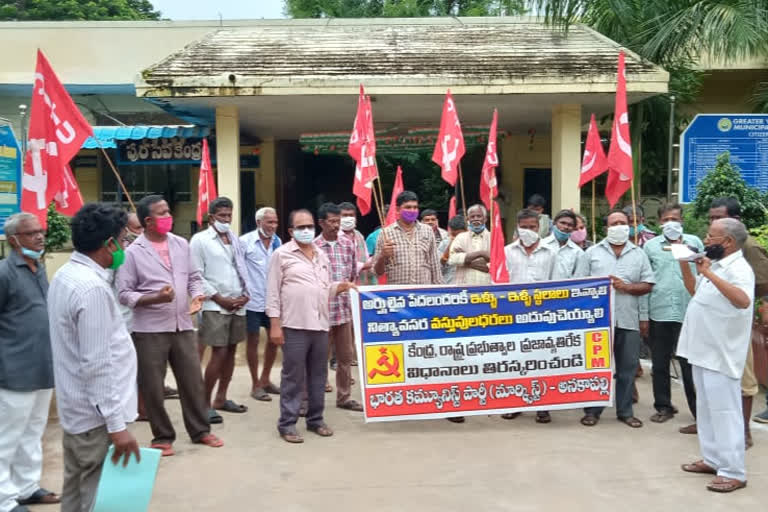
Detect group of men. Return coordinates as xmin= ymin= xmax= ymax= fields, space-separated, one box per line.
xmin=0 ymin=189 xmax=765 ymax=512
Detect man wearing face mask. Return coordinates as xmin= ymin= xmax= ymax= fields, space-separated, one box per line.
xmin=125 ymin=212 xmax=143 ymax=243
xmin=623 ymin=205 xmax=656 ymax=248
xmin=707 ymin=197 xmax=768 ymax=448
xmin=374 ymin=191 xmax=442 ymax=285
xmin=266 ymin=209 xmax=357 ymax=443
xmin=504 ymin=209 xmax=556 ymax=284
xmin=118 ymin=195 xmax=222 ymax=456
xmin=571 ymin=214 xmax=593 ymax=250
xmin=339 ymin=202 xmax=374 ymax=286
xmin=542 ymin=210 xmax=581 ymax=279
xmin=449 ymin=204 xmax=491 ymax=285
xmin=241 ymin=207 xmax=282 ymax=402
xmin=0 ymin=213 xmax=60 ymax=512
xmin=643 ymin=204 xmax=703 ymax=426
xmin=48 ymin=204 xmax=139 ymax=512
xmin=190 ymin=197 xmax=250 ymax=423
xmin=575 ymin=210 xmax=655 ymax=428
xmin=678 ymin=218 xmax=754 ymax=493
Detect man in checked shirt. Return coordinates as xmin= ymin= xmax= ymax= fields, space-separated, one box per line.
xmin=314 ymin=203 xmax=364 ymax=412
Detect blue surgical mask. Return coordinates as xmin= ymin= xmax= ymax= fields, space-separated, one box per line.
xmin=21 ymin=247 xmax=44 ymax=260
xmin=629 ymin=223 xmax=645 ymax=237
xmin=292 ymin=228 xmax=315 ymax=244
xmin=552 ymin=225 xmax=570 ymax=243
xmin=470 ymin=224 xmax=486 ymax=234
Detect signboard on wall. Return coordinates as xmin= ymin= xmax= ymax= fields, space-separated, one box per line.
xmin=680 ymin=114 xmax=768 ymax=203
xmin=0 ymin=124 xmax=21 ymax=238
xmin=116 ymin=137 xmax=260 ymax=169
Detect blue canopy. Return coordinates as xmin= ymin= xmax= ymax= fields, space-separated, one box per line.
xmin=82 ymin=125 xmax=210 ymax=149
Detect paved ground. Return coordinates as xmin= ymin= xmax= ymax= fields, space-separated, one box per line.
xmin=32 ymin=347 xmax=767 ymax=512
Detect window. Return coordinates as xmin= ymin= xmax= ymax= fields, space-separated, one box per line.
xmin=102 ymin=164 xmax=191 ymax=204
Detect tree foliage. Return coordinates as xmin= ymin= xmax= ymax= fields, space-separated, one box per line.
xmin=692 ymin=152 xmax=766 ymax=230
xmin=284 ymin=0 xmax=526 ymax=18
xmin=45 ymin=203 xmax=71 ymax=253
xmin=0 ymin=0 xmax=161 ymax=21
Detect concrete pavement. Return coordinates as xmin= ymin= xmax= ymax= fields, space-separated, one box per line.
xmin=33 ymin=354 xmax=766 ymax=512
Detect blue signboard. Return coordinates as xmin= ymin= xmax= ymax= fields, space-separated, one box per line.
xmin=0 ymin=124 xmax=21 ymax=238
xmin=680 ymin=114 xmax=768 ymax=203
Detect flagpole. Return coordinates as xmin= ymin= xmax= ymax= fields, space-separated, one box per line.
xmin=630 ymin=180 xmax=638 ymax=245
xmin=458 ymin=163 xmax=467 ymax=215
xmin=591 ymin=181 xmax=596 ymax=243
xmin=96 ymin=142 xmax=135 ymax=211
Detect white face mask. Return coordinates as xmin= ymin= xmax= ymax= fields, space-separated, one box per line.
xmin=213 ymin=220 xmax=230 ymax=233
xmin=606 ymin=225 xmax=630 ymax=245
xmin=662 ymin=221 xmax=683 ymax=241
xmin=340 ymin=216 xmax=356 ymax=232
xmin=517 ymin=228 xmax=539 ymax=247
xmin=292 ymin=228 xmax=315 ymax=244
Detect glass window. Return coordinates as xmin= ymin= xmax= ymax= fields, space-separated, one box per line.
xmin=101 ymin=163 xmax=191 ymax=204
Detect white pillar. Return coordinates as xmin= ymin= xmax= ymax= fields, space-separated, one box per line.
xmin=551 ymin=104 xmax=582 ymax=213
xmin=215 ymin=105 xmax=241 ymax=234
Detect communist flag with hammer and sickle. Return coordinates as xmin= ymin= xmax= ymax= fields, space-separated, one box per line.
xmin=432 ymin=90 xmax=465 ymax=187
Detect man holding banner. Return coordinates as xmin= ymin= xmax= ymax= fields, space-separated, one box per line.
xmin=575 ymin=210 xmax=655 ymax=428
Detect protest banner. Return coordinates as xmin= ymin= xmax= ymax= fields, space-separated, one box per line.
xmin=350 ymin=277 xmax=614 ymax=422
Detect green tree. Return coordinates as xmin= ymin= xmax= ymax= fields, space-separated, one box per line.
xmin=45 ymin=203 xmax=71 ymax=253
xmin=0 ymin=0 xmax=161 ymax=20
xmin=284 ymin=0 xmax=525 ymax=18
xmin=691 ymin=151 xmax=766 ymax=229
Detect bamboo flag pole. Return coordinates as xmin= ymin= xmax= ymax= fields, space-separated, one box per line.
xmin=96 ymin=142 xmax=135 ymax=211
xmin=591 ymin=181 xmax=597 ymax=243
xmin=457 ymin=163 xmax=467 ymax=215
xmin=630 ymin=180 xmax=638 ymax=245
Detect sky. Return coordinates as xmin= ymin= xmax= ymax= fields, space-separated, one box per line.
xmin=150 ymin=0 xmax=287 ymax=20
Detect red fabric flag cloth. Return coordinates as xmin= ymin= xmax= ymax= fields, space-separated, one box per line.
xmin=52 ymin=164 xmax=84 ymax=216
xmin=196 ymin=138 xmax=217 ymax=226
xmin=432 ymin=90 xmax=465 ymax=186
xmin=605 ymin=51 xmax=634 ymax=207
xmin=578 ymin=114 xmax=608 ymax=188
xmin=448 ymin=195 xmax=457 ymax=220
xmin=385 ymin=165 xmax=403 ymax=227
xmin=479 ymin=109 xmax=499 ymax=210
xmin=22 ymin=50 xmax=92 ymax=227
xmin=350 ymin=85 xmax=378 ymax=215
xmin=489 ymin=200 xmax=509 ymax=284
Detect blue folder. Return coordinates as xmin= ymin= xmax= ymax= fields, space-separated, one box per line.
xmin=92 ymin=446 xmax=161 ymax=512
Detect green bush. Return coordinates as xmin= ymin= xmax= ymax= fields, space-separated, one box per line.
xmin=45 ymin=203 xmax=71 ymax=253
xmin=692 ymin=152 xmax=767 ymax=229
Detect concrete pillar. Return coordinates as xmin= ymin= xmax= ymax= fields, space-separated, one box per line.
xmin=256 ymin=137 xmax=277 ymax=208
xmin=551 ymin=104 xmax=582 ymax=213
xmin=215 ymin=105 xmax=241 ymax=234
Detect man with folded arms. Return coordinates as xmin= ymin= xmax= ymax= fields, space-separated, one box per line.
xmin=679 ymin=218 xmax=754 ymax=493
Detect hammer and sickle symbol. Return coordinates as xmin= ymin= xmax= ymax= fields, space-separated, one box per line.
xmin=368 ymin=347 xmax=401 ymax=379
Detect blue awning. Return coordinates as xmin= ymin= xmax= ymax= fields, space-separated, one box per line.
xmin=82 ymin=125 xmax=210 ymax=149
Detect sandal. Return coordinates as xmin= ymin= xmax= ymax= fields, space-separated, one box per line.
xmin=650 ymin=410 xmax=675 ymax=423
xmin=264 ymin=382 xmax=281 ymax=395
xmin=501 ymin=412 xmax=521 ymax=420
xmin=681 ymin=460 xmax=716 ymax=474
xmin=618 ymin=416 xmax=643 ymax=428
xmin=307 ymin=423 xmax=334 ymax=437
xmin=215 ymin=399 xmax=248 ymax=413
xmin=337 ymin=400 xmax=364 ymax=412
xmin=150 ymin=443 xmax=175 ymax=457
xmin=679 ymin=423 xmax=697 ymax=435
xmin=208 ymin=408 xmax=223 ymax=424
xmin=706 ymin=476 xmax=747 ymax=493
xmin=325 ymin=383 xmax=333 ymax=393
xmin=280 ymin=431 xmax=304 ymax=444
xmin=446 ymin=416 xmax=465 ymax=423
xmin=580 ymin=414 xmax=599 ymax=427
xmin=250 ymin=388 xmax=272 ymax=402
xmin=196 ymin=433 xmax=224 ymax=448
xmin=17 ymin=488 xmax=61 ymax=505
xmin=163 ymin=386 xmax=179 ymax=399
xmin=536 ymin=411 xmax=552 ymax=424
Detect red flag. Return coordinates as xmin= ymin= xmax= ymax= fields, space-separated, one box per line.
xmin=432 ymin=90 xmax=465 ymax=186
xmin=605 ymin=52 xmax=633 ymax=207
xmin=489 ymin=200 xmax=509 ymax=284
xmin=448 ymin=195 xmax=457 ymax=220
xmin=385 ymin=165 xmax=403 ymax=227
xmin=22 ymin=50 xmax=92 ymax=227
xmin=196 ymin=139 xmax=217 ymax=226
xmin=479 ymin=109 xmax=499 ymax=210
xmin=350 ymin=85 xmax=378 ymax=215
xmin=578 ymin=114 xmax=608 ymax=187
xmin=52 ymin=164 xmax=84 ymax=216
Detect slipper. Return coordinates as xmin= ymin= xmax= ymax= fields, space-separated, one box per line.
xmin=280 ymin=432 xmax=304 ymax=444
xmin=250 ymin=388 xmax=272 ymax=402
xmin=325 ymin=383 xmax=333 ymax=393
xmin=150 ymin=443 xmax=175 ymax=457
xmin=337 ymin=400 xmax=364 ymax=412
xmin=681 ymin=460 xmax=716 ymax=474
xmin=17 ymin=488 xmax=61 ymax=505
xmin=536 ymin=411 xmax=552 ymax=424
xmin=650 ymin=410 xmax=675 ymax=423
xmin=501 ymin=412 xmax=521 ymax=420
xmin=196 ymin=433 xmax=224 ymax=447
xmin=163 ymin=386 xmax=179 ymax=399
xmin=136 ymin=414 xmax=150 ymax=422
xmin=679 ymin=423 xmax=697 ymax=435
xmin=580 ymin=414 xmax=599 ymax=427
xmin=706 ymin=476 xmax=747 ymax=493
xmin=215 ymin=399 xmax=248 ymax=413
xmin=307 ymin=423 xmax=334 ymax=437
xmin=208 ymin=408 xmax=223 ymax=424
xmin=351 ymin=360 xmax=358 ymax=366
xmin=618 ymin=416 xmax=643 ymax=428
xmin=264 ymin=382 xmax=281 ymax=395
xmin=446 ymin=416 xmax=465 ymax=423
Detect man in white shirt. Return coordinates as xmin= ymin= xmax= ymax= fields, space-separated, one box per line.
xmin=679 ymin=218 xmax=754 ymax=493
xmin=190 ymin=197 xmax=250 ymax=422
xmin=240 ymin=207 xmax=282 ymax=401
xmin=542 ymin=209 xmax=581 ymax=279
xmin=48 ymin=204 xmax=140 ymax=512
xmin=449 ymin=204 xmax=491 ymax=285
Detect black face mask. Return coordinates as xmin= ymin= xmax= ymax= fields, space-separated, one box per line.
xmin=704 ymin=244 xmax=726 ymax=260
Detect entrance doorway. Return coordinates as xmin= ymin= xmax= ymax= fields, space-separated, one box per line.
xmin=523 ymin=168 xmax=552 ymax=214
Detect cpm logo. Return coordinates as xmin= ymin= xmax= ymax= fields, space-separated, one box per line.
xmin=585 ymin=330 xmax=611 ymax=369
